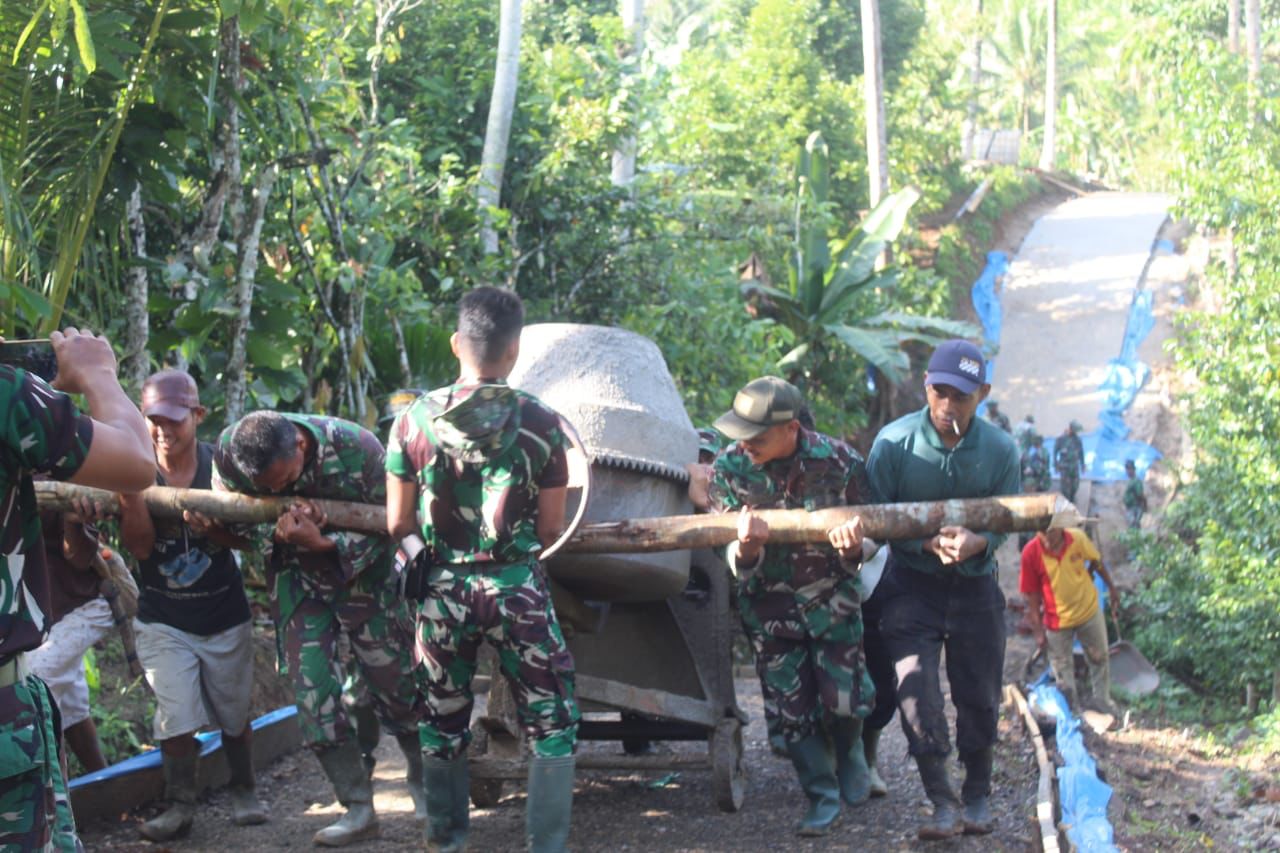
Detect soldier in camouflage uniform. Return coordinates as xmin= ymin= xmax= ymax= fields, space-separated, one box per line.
xmin=984 ymin=400 xmax=1012 ymax=433
xmin=211 ymin=411 xmax=425 ymax=847
xmin=1053 ymin=420 xmax=1086 ymax=503
xmin=1021 ymin=433 xmax=1052 ymax=493
xmin=0 ymin=329 xmax=155 ymax=852
xmin=707 ymin=376 xmax=875 ymax=837
xmin=387 ymin=287 xmax=578 ymax=853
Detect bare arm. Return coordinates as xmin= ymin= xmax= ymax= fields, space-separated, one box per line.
xmin=51 ymin=329 xmax=154 ymax=492
xmin=1023 ymin=589 xmax=1047 ymax=647
xmin=536 ymin=486 xmax=567 ymax=549
xmin=118 ymin=491 xmax=158 ymax=560
xmin=1090 ymin=559 xmax=1120 ymax=611
xmin=387 ymin=474 xmax=419 ymax=540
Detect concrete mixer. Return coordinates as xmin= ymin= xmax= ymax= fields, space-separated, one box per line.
xmin=467 ymin=324 xmax=746 ymax=812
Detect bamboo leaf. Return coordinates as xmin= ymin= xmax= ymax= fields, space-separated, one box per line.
xmin=13 ymin=0 xmax=51 ymax=64
xmin=69 ymin=0 xmax=95 ymax=74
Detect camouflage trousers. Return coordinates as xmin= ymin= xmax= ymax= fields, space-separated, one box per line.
xmin=278 ymin=579 xmax=422 ymax=750
xmin=1059 ymin=471 xmax=1080 ymax=503
xmin=415 ymin=559 xmax=579 ymax=760
xmin=740 ymin=585 xmax=875 ymax=745
xmin=0 ymin=666 xmax=82 ymax=852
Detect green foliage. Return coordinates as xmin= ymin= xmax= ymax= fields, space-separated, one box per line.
xmin=738 ymin=132 xmax=975 ymax=434
xmin=1122 ymin=10 xmax=1280 ymax=716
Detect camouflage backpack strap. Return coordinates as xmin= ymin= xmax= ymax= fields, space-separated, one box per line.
xmin=430 ymin=383 xmax=522 ymax=464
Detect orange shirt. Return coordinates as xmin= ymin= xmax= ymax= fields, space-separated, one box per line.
xmin=1019 ymin=528 xmax=1101 ymax=631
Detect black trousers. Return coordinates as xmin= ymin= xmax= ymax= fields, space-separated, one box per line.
xmin=878 ymin=560 xmax=1006 ymax=759
xmin=860 ymin=584 xmax=898 ymax=732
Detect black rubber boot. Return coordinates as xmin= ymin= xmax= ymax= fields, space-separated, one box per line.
xmin=960 ymin=747 xmax=996 ymax=835
xmin=139 ymin=751 xmax=198 ymax=841
xmin=863 ymin=725 xmax=888 ymax=798
xmin=786 ymin=733 xmax=842 ymax=836
xmin=314 ymin=740 xmax=380 ymax=847
xmin=831 ymin=716 xmax=871 ymax=806
xmin=223 ymin=733 xmax=269 ymax=826
xmin=526 ymin=754 xmax=575 ymax=852
xmin=915 ymin=753 xmax=962 ymax=841
xmin=423 ymin=753 xmax=470 ymax=852
xmin=395 ymin=732 xmax=428 ymax=825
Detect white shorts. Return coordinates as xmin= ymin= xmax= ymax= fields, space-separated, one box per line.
xmin=28 ymin=597 xmax=114 ymax=729
xmin=135 ymin=618 xmax=254 ymax=741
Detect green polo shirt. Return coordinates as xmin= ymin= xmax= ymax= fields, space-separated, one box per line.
xmin=866 ymin=406 xmax=1021 ymax=577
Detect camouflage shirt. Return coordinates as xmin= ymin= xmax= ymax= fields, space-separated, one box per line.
xmin=1021 ymin=444 xmax=1052 ymax=492
xmin=212 ymin=414 xmax=393 ymax=615
xmin=0 ymin=367 xmax=93 ymax=658
xmin=708 ymin=428 xmax=871 ymax=617
xmin=1053 ymin=431 xmax=1085 ymax=476
xmin=386 ymin=381 xmax=568 ymax=565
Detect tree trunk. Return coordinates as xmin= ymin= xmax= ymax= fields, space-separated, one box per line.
xmin=1228 ymin=0 xmax=1241 ymax=53
xmin=37 ymin=481 xmax=1076 ymax=549
xmin=478 ymin=0 xmax=524 ymax=256
xmin=121 ymin=183 xmax=150 ymax=395
xmin=388 ymin=309 xmax=412 ymax=387
xmin=225 ymin=164 xmax=279 ymax=422
xmin=963 ymin=0 xmax=984 ymax=161
xmin=174 ymin=15 xmax=242 ymax=370
xmin=610 ymin=0 xmax=644 ymax=194
xmin=1038 ymin=0 xmax=1058 ymax=171
xmin=1245 ymin=0 xmax=1261 ymax=85
xmin=860 ymin=0 xmax=889 ymax=208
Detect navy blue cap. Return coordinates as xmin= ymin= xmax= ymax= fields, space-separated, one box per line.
xmin=924 ymin=340 xmax=986 ymax=394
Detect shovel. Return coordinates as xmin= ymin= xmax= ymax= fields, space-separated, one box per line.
xmin=1108 ymin=612 xmax=1160 ymax=696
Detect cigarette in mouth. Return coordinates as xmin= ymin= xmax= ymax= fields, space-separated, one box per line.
xmin=953 ymin=419 xmax=961 ymax=436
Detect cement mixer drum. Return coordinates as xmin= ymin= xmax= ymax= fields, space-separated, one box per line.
xmin=509 ymin=323 xmax=697 ymax=602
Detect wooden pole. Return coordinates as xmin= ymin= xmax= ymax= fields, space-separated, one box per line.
xmin=36 ymin=482 xmax=1077 ymax=553
xmin=561 ymin=493 xmax=1074 ymax=553
xmin=34 ymin=481 xmax=390 ymax=535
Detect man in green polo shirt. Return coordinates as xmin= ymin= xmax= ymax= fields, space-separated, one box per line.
xmin=865 ymin=340 xmax=1020 ymax=841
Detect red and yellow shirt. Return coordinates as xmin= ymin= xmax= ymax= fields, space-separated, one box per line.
xmin=1019 ymin=528 xmax=1101 ymax=631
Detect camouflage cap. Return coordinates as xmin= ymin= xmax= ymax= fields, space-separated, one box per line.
xmin=1069 ymin=419 xmax=1084 ymax=433
xmin=696 ymin=427 xmax=723 ymax=458
xmin=713 ymin=376 xmax=803 ymax=440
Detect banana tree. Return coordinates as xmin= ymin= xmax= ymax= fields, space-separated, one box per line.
xmin=741 ymin=131 xmax=975 ymax=404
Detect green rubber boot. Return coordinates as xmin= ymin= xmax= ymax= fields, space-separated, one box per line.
xmin=786 ymin=733 xmax=842 ymax=836
xmin=353 ymin=701 xmax=381 ymax=778
xmin=915 ymin=753 xmax=962 ymax=841
xmin=831 ymin=716 xmax=871 ymax=806
xmin=223 ymin=732 xmax=268 ymax=826
xmin=423 ymin=753 xmax=470 ymax=852
xmin=395 ymin=732 xmax=429 ymax=825
xmin=863 ymin=725 xmax=888 ymax=798
xmin=139 ymin=752 xmax=198 ymax=841
xmin=314 ymin=740 xmax=380 ymax=847
xmin=526 ymin=754 xmax=575 ymax=853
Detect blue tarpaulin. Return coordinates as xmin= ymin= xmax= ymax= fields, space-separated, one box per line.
xmin=69 ymin=705 xmax=299 ymax=789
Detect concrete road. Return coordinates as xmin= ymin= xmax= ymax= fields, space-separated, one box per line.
xmin=992 ymin=192 xmax=1171 ymax=437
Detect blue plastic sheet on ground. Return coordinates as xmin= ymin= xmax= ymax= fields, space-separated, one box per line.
xmin=1028 ymin=683 xmax=1120 ymax=852
xmin=68 ymin=705 xmax=298 ymax=789
xmin=972 ymin=251 xmax=1008 ymax=388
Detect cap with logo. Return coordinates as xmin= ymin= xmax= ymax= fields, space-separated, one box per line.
xmin=140 ymin=370 xmax=201 ymax=421
xmin=713 ymin=376 xmax=804 ymax=441
xmin=924 ymin=339 xmax=986 ymax=395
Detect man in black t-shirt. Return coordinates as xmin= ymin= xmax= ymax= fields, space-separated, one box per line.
xmin=115 ymin=370 xmax=266 ymax=840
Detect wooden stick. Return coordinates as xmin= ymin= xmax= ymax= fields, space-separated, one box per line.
xmin=1006 ymin=683 xmax=1061 ymax=852
xmin=560 ymin=493 xmax=1076 ymax=553
xmin=37 ymin=482 xmax=1078 ymax=552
